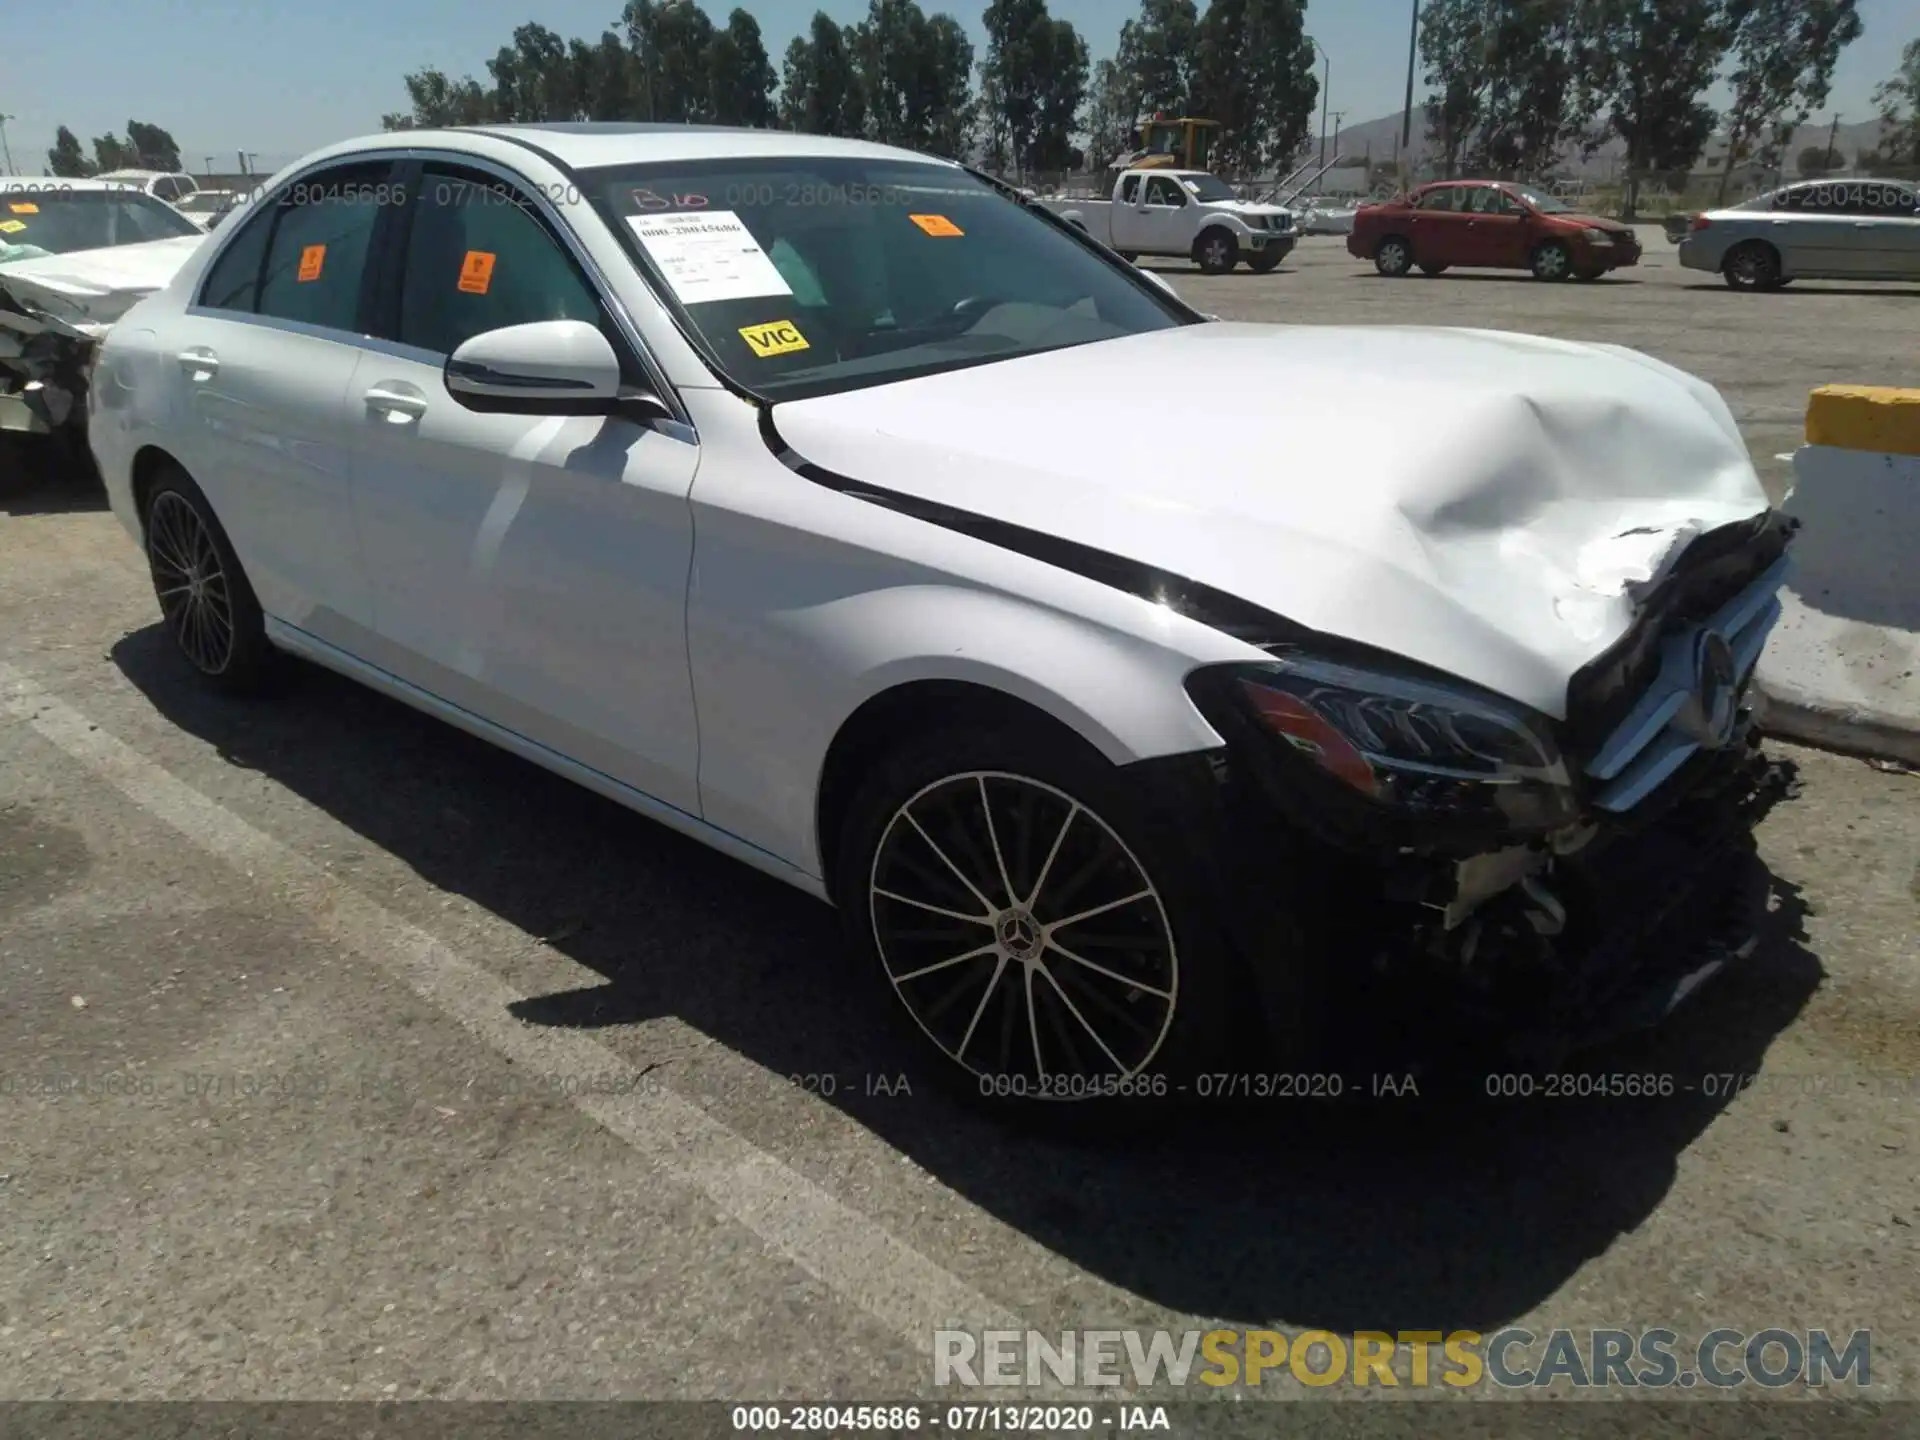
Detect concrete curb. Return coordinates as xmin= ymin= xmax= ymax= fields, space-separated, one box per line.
xmin=1753 ymin=387 xmax=1920 ymax=765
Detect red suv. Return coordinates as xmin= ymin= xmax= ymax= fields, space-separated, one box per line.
xmin=1348 ymin=181 xmax=1642 ymax=281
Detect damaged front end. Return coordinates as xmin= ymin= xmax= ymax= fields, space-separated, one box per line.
xmin=0 ymin=282 xmax=100 ymax=445
xmin=1185 ymin=510 xmax=1798 ymax=1069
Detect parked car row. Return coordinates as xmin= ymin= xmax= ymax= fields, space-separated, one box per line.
xmin=1344 ymin=176 xmax=1920 ymax=290
xmin=41 ymin=122 xmax=1796 ymax=1126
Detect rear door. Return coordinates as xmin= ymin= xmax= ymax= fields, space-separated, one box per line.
xmin=161 ymin=160 xmax=393 ymax=639
xmin=1848 ymin=180 xmax=1920 ymax=277
xmin=1769 ymin=182 xmax=1848 ymax=275
xmin=341 ymin=158 xmax=702 ymax=812
xmin=1406 ymin=185 xmax=1470 ymax=265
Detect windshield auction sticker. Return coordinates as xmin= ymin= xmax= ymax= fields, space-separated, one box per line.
xmin=908 ymin=213 xmax=964 ymax=236
xmin=8 ymin=203 xmax=37 ymax=214
xmin=297 ymin=244 xmax=326 ymax=283
xmin=738 ymin=320 xmax=810 ymax=357
xmin=626 ymin=210 xmax=792 ymax=305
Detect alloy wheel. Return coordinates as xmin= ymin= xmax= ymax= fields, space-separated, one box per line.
xmin=1378 ymin=240 xmax=1410 ymax=275
xmin=1533 ymin=243 xmax=1570 ymax=280
xmin=1201 ymin=235 xmax=1232 ymax=270
xmin=867 ymin=772 xmax=1179 ymax=1093
xmin=147 ymin=491 xmax=236 ymax=675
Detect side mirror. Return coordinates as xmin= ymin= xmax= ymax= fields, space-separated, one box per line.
xmin=445 ymin=320 xmax=625 ymax=415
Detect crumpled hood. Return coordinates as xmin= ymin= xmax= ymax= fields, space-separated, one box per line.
xmin=0 ymin=235 xmax=204 ymax=337
xmin=770 ymin=322 xmax=1769 ymax=717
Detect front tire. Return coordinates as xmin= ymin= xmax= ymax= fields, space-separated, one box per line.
xmin=1723 ymin=241 xmax=1782 ymax=291
xmin=833 ymin=720 xmax=1237 ymax=1127
xmin=1530 ymin=240 xmax=1573 ymax=281
xmin=1375 ymin=236 xmax=1414 ymax=277
xmin=1195 ymin=229 xmax=1239 ymax=274
xmin=143 ymin=464 xmax=277 ymax=692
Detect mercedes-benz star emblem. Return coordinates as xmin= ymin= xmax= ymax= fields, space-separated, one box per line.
xmin=1676 ymin=629 xmax=1739 ymax=749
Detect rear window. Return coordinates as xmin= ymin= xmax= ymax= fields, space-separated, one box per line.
xmin=0 ymin=185 xmax=200 ymax=259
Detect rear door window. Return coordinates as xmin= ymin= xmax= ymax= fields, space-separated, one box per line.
xmin=1417 ymin=188 xmax=1461 ymax=212
xmin=254 ymin=163 xmax=392 ymax=333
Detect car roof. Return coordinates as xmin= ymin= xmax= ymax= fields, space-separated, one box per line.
xmin=0 ymin=175 xmax=162 ymax=192
xmin=95 ymin=168 xmax=191 ymax=180
xmin=284 ymin=123 xmax=953 ymax=175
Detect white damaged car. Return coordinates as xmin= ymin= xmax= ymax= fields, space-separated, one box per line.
xmin=1 ymin=177 xmax=205 ymax=466
xmin=87 ymin=125 xmax=1793 ymax=1122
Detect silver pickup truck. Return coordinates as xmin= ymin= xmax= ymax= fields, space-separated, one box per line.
xmin=1037 ymin=168 xmax=1296 ymax=274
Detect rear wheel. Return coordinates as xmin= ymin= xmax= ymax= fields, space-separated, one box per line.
xmin=143 ymin=464 xmax=277 ymax=691
xmin=834 ymin=720 xmax=1240 ymax=1128
xmin=1530 ymin=240 xmax=1573 ymax=281
xmin=1195 ymin=229 xmax=1239 ymax=274
xmin=1248 ymin=249 xmax=1283 ymax=274
xmin=1723 ymin=241 xmax=1782 ymax=291
xmin=1375 ymin=236 xmax=1414 ymax=277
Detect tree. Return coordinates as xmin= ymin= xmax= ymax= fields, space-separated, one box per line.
xmin=47 ymin=126 xmax=94 ymax=177
xmin=124 ymin=121 xmax=183 ymax=171
xmin=1796 ymin=142 xmax=1844 ymax=175
xmin=1114 ymin=0 xmax=1199 ymax=118
xmin=92 ymin=134 xmax=136 ymax=172
xmin=487 ymin=23 xmax=583 ymax=122
xmin=573 ymin=29 xmax=647 ymax=120
xmin=918 ymin=13 xmax=978 ymax=157
xmin=381 ymin=68 xmax=498 ymax=129
xmin=624 ymin=0 xmax=719 ymax=122
xmin=1714 ymin=0 xmax=1862 ymax=202
xmin=1031 ymin=18 xmax=1089 ymax=170
xmin=709 ymin=9 xmax=777 ymax=126
xmin=1418 ymin=0 xmax=1590 ymax=180
xmin=1084 ymin=58 xmax=1137 ymax=169
xmin=1870 ymin=37 xmax=1920 ymax=167
xmin=778 ymin=12 xmax=867 ymax=136
xmin=1579 ymin=0 xmax=1730 ymax=217
xmin=1193 ymin=0 xmax=1317 ymax=176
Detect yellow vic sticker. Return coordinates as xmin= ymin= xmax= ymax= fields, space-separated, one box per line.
xmin=0 ymin=219 xmax=25 ymax=234
xmin=739 ymin=320 xmax=810 ymax=358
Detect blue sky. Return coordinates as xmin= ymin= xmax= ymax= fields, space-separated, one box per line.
xmin=3 ymin=0 xmax=1912 ymax=174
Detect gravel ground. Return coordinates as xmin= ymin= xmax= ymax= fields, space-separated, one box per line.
xmin=0 ymin=235 xmax=1915 ymax=1435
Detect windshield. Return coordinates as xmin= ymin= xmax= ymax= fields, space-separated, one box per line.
xmin=1511 ymin=188 xmax=1574 ymax=213
xmin=0 ymin=185 xmax=200 ymax=260
xmin=1179 ymin=174 xmax=1238 ymax=203
xmin=585 ymin=156 xmax=1191 ymax=402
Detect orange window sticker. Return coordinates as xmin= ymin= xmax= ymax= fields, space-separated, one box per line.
xmin=9 ymin=202 xmax=38 ymax=214
xmin=738 ymin=320 xmax=810 ymax=357
xmin=296 ymin=244 xmax=326 ymax=282
xmin=908 ymin=213 xmax=963 ymax=237
xmin=458 ymin=250 xmax=496 ymax=295
xmin=0 ymin=220 xmax=25 ymax=234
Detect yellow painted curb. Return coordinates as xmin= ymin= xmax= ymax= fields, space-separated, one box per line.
xmin=1805 ymin=385 xmax=1920 ymax=458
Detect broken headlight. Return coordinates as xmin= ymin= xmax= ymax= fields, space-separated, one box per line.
xmin=1201 ymin=655 xmax=1580 ymax=831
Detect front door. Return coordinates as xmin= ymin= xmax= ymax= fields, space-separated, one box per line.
xmin=160 ymin=160 xmax=393 ymax=641
xmin=1460 ymin=186 xmax=1530 ymax=268
xmin=1132 ymin=174 xmax=1192 ymax=254
xmin=344 ymin=161 xmax=703 ymax=815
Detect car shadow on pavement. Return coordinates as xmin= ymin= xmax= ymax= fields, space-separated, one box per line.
xmin=112 ymin=627 xmax=1824 ymax=1336
xmin=1679 ymin=283 xmax=1920 ymax=298
xmin=0 ymin=440 xmax=107 ymax=515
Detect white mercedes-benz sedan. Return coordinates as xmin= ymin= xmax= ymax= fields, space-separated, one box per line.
xmin=88 ymin=124 xmax=1794 ymax=1122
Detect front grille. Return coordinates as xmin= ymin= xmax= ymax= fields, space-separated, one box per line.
xmin=1564 ymin=511 xmax=1794 ymax=759
xmin=1573 ymin=516 xmax=1794 ymax=814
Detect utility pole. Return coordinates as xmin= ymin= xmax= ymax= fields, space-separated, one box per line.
xmin=1825 ymin=113 xmax=1842 ymax=172
xmin=0 ymin=115 xmax=16 ymax=174
xmin=1312 ymin=40 xmax=1331 ymax=169
xmin=1401 ymin=0 xmax=1420 ymax=155
xmin=1330 ymin=112 xmax=1346 ymax=168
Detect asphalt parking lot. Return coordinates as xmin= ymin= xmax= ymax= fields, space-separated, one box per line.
xmin=1 ymin=233 xmax=1916 ymax=1430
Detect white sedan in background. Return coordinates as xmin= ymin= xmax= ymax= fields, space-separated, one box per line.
xmin=89 ymin=124 xmax=1792 ymax=1124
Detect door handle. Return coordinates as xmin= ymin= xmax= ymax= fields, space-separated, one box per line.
xmin=176 ymin=347 xmax=218 ymax=380
xmin=363 ymin=383 xmax=428 ymax=422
